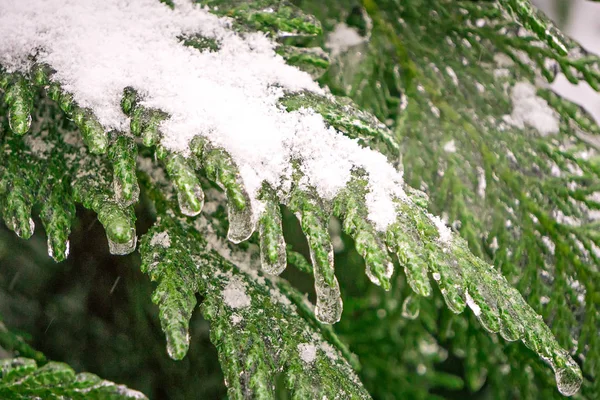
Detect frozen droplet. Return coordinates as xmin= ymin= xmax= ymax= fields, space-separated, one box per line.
xmin=177 ymin=184 xmax=204 ymax=217
xmin=258 ymin=202 xmax=287 ymax=275
xmin=8 ymin=112 xmax=32 ymax=135
xmin=166 ymin=331 xmax=190 ymax=361
xmin=403 ymin=260 xmax=432 ymax=297
xmin=440 ymin=287 xmax=465 ymax=314
xmin=108 ymin=232 xmax=137 ymax=255
xmin=14 ymin=217 xmax=35 ymax=238
xmin=227 ymin=203 xmax=254 ymax=243
xmin=555 ymin=363 xmax=582 ymax=396
xmin=314 ymin=281 xmax=343 ymax=324
xmin=432 ymin=272 xmax=441 ymax=281
xmin=260 ymin=234 xmax=286 ymax=276
xmin=401 ymin=295 xmax=420 ymax=319
xmin=365 ymin=261 xmax=394 ymax=287
xmin=311 ymin=244 xmax=342 ymax=324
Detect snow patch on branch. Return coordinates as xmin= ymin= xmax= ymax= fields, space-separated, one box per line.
xmin=0 ymin=0 xmax=405 ymax=231
xmin=325 ymin=23 xmax=366 ymax=57
xmin=504 ymin=82 xmax=560 ymax=136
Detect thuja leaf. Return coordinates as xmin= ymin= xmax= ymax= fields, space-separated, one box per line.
xmin=138 ymin=202 xmax=370 ymax=399
xmin=0 ymin=358 xmax=147 ymax=399
xmin=301 ymin=0 xmax=599 ymax=397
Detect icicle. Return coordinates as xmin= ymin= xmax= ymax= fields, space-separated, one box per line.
xmin=48 ymin=238 xmax=70 ymax=261
xmin=162 ymin=152 xmax=204 ymax=217
xmin=4 ymin=75 xmax=33 ymax=136
xmin=95 ymin=202 xmax=137 ymax=255
xmin=202 ymin=145 xmax=254 ymax=243
xmin=333 ymin=174 xmax=394 ymax=290
xmin=125 ymin=91 xmax=169 ymax=147
xmin=108 ymin=135 xmax=140 ymax=207
xmin=70 ymin=107 xmax=109 ymax=154
xmin=257 ymin=193 xmax=287 ymax=275
xmin=401 ymin=294 xmax=420 ymax=319
xmin=498 ymin=305 xmax=523 ymax=342
xmin=466 ymin=283 xmax=500 ymax=333
xmin=290 ymin=188 xmax=342 ymax=324
xmin=386 ymin=224 xmax=432 ymax=297
xmin=106 ymin=227 xmax=137 ymax=255
xmin=2 ymin=189 xmax=35 ymax=240
xmin=553 ymin=354 xmax=583 ymax=396
xmin=429 ymin=255 xmax=466 ymax=314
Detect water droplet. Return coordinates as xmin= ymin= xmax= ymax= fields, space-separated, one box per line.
xmin=108 ymin=232 xmax=137 ymax=255
xmin=401 ymin=295 xmax=420 ymax=319
xmin=432 ymin=272 xmax=441 ymax=281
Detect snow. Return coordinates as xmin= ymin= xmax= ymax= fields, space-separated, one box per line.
xmin=325 ymin=23 xmax=366 ymax=57
xmin=0 ymin=0 xmax=406 ymax=232
xmin=534 ymin=0 xmax=600 ymax=123
xmin=443 ymin=140 xmax=457 ymax=153
xmin=430 ymin=215 xmax=452 ymax=243
xmin=150 ymin=231 xmax=171 ymax=248
xmin=297 ymin=343 xmax=317 ymax=363
xmin=445 ymin=66 xmax=459 ymax=86
xmin=476 ymin=167 xmax=486 ymax=198
xmin=504 ymin=82 xmax=560 ymax=136
xmin=222 ymin=277 xmax=251 ymax=309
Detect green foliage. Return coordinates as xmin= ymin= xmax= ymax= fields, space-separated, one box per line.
xmin=0 ymin=0 xmax=599 ymax=399
xmin=0 ymin=358 xmax=146 ymax=399
xmin=0 ymin=319 xmax=145 ymax=399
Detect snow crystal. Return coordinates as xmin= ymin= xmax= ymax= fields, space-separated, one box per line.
xmin=150 ymin=231 xmax=171 ymax=248
xmin=298 ymin=343 xmax=317 ymax=364
xmin=504 ymin=82 xmax=560 ymax=136
xmin=222 ymin=277 xmax=251 ymax=309
xmin=430 ymin=215 xmax=452 ymax=243
xmin=325 ymin=23 xmax=366 ymax=57
xmin=0 ymin=0 xmax=406 ymax=232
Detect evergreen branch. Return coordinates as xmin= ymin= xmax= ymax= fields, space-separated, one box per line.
xmin=0 ymin=358 xmax=146 ymax=399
